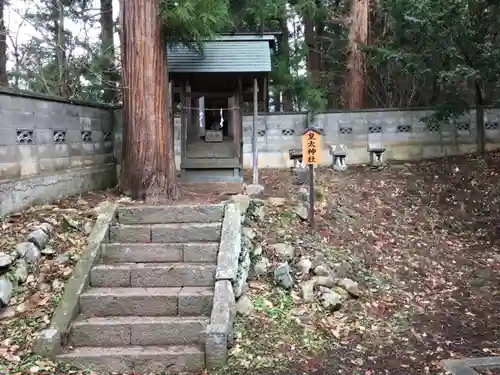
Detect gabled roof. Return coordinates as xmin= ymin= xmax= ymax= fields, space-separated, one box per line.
xmin=166 ymin=34 xmax=274 ymax=74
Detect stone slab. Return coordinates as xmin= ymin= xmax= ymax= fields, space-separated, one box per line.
xmin=130 ymin=263 xmax=216 ymax=288
xmin=56 ymin=345 xmax=205 ymax=373
xmin=101 ymin=243 xmax=184 ymax=263
xmin=79 ymin=287 xmax=180 ymax=317
xmin=205 ymin=280 xmax=235 ymax=369
xmin=70 ymin=316 xmax=208 ymax=347
xmin=151 ymin=223 xmax=222 ymax=243
xmin=90 ymin=263 xmax=216 ymax=287
xmin=117 ymin=204 xmax=225 ymax=224
xmin=442 ymin=357 xmax=500 ymax=375
xmin=215 ymin=203 xmax=241 ymax=281
xmin=179 ymin=286 xmax=214 ymax=316
xmin=100 ymin=242 xmax=219 ymax=264
xmin=32 ymin=202 xmax=117 ymax=358
xmin=79 ymin=286 xmax=213 ymax=317
xmin=108 ymin=224 xmax=151 ymax=243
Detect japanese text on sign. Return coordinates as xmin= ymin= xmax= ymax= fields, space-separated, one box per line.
xmin=301 ymin=129 xmax=321 ymax=164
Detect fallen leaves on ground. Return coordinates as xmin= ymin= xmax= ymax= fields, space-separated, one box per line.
xmin=0 ymin=189 xmax=119 ymax=374
xmin=219 ymin=152 xmax=500 ymax=375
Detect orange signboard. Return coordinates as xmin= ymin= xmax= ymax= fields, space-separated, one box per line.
xmin=302 ymin=129 xmax=321 ymax=164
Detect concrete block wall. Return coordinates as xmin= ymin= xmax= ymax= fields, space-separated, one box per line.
xmin=114 ymin=107 xmax=500 ymax=170
xmin=241 ymin=108 xmax=500 ymax=168
xmin=0 ymin=89 xmax=116 ymax=216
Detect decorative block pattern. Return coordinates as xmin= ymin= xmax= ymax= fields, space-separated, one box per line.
xmin=368 ymin=126 xmax=382 ymax=133
xmin=257 ymin=130 xmax=266 ymax=137
xmin=103 ymin=132 xmax=113 ymax=142
xmin=53 ymin=130 xmax=67 ymax=143
xmin=427 ymin=123 xmax=440 ymax=132
xmin=17 ymin=130 xmax=34 ymax=143
xmin=81 ymin=131 xmax=92 ymax=142
xmin=396 ymin=125 xmax=412 ymax=133
xmin=281 ymin=129 xmax=295 ymax=136
xmin=339 ymin=127 xmax=353 ymax=134
xmin=485 ymin=122 xmax=499 ymax=130
xmin=455 ymin=122 xmax=470 ymax=131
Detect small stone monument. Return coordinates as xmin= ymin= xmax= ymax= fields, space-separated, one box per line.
xmin=368 ymin=142 xmax=386 ymax=167
xmin=329 ymin=144 xmax=347 ymax=172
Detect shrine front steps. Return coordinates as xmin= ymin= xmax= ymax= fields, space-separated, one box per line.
xmin=56 ymin=204 xmax=226 ymax=374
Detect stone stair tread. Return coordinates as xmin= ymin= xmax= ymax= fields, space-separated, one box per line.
xmin=57 ymin=345 xmax=205 ymax=373
xmin=109 ymin=222 xmax=222 ymax=243
xmin=92 ymin=262 xmax=217 ymax=268
xmin=59 ymin=344 xmax=204 ymax=356
xmin=70 ymin=316 xmax=209 ymax=347
xmin=101 ymin=242 xmax=219 ymax=264
xmin=82 ymin=286 xmax=214 ymax=297
xmin=79 ymin=287 xmax=214 ymax=317
xmin=90 ymin=263 xmax=216 ymax=288
xmin=116 ymin=204 xmax=224 ymax=224
xmin=73 ymin=315 xmax=210 ymax=326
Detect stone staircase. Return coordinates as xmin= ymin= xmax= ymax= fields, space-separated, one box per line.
xmin=57 ymin=204 xmax=226 ymax=374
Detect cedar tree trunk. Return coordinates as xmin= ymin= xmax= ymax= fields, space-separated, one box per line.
xmin=119 ymin=0 xmax=178 ymax=201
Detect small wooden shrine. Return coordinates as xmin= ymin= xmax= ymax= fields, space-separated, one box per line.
xmin=166 ymin=33 xmax=275 ymax=182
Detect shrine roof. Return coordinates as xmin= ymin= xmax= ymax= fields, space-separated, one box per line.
xmin=166 ymin=34 xmax=275 ymax=74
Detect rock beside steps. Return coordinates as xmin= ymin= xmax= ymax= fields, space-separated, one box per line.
xmin=57 ymin=204 xmax=225 ymax=374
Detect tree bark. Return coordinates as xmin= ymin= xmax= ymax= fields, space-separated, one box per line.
xmin=279 ymin=14 xmax=293 ymax=111
xmin=475 ymin=81 xmax=485 ymax=154
xmin=52 ymin=0 xmax=70 ymax=97
xmin=304 ymin=15 xmax=320 ymax=86
xmin=345 ymin=0 xmax=368 ymax=109
xmin=0 ymin=0 xmax=9 ymax=86
xmin=100 ymin=0 xmax=117 ymax=103
xmin=120 ymin=0 xmax=178 ymax=201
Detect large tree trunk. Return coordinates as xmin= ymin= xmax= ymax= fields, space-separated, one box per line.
xmin=52 ymin=0 xmax=70 ymax=97
xmin=475 ymin=81 xmax=485 ymax=154
xmin=345 ymin=0 xmax=368 ymax=109
xmin=0 ymin=0 xmax=8 ymax=86
xmin=100 ymin=0 xmax=117 ymax=103
xmin=304 ymin=15 xmax=320 ymax=87
xmin=120 ymin=0 xmax=178 ymax=201
xmin=279 ymin=15 xmax=293 ymax=111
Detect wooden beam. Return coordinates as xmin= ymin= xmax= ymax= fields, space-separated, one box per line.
xmin=263 ymin=76 xmax=268 ymax=113
xmin=252 ymin=78 xmax=259 ymax=185
xmin=180 ymin=80 xmax=187 ymax=160
xmin=172 ymin=90 xmax=236 ymax=98
xmin=168 ymin=79 xmax=175 ymax=153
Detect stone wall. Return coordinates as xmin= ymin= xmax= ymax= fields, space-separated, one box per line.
xmin=0 ymin=89 xmax=116 ymax=217
xmin=114 ymin=107 xmax=500 ymax=170
xmin=242 ymin=108 xmax=500 ymax=168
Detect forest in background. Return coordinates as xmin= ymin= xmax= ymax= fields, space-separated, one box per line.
xmin=1 ymin=0 xmax=500 ymax=200
xmin=1 ymin=0 xmax=499 ymax=113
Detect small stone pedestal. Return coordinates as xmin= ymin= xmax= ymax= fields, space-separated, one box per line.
xmin=205 ymin=130 xmax=223 ymax=142
xmin=329 ymin=144 xmax=347 ymax=172
xmin=368 ymin=143 xmax=386 ymax=167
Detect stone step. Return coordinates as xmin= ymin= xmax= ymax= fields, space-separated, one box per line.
xmin=116 ymin=204 xmax=224 ymax=224
xmin=100 ymin=242 xmax=219 ymax=264
xmin=90 ymin=263 xmax=216 ymax=288
xmin=70 ymin=316 xmax=209 ymax=347
xmin=80 ymin=287 xmax=213 ymax=317
xmin=56 ymin=345 xmax=205 ymax=373
xmin=108 ymin=222 xmax=222 ymax=243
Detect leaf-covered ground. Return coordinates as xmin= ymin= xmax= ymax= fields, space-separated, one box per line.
xmin=217 ymin=152 xmax=500 ymax=375
xmin=0 ymin=189 xmax=119 ymax=375
xmin=2 ymin=151 xmax=500 ymax=375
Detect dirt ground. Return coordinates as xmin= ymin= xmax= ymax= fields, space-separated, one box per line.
xmin=1 ymin=152 xmax=499 ymax=375
xmin=221 ymin=152 xmax=500 ymax=375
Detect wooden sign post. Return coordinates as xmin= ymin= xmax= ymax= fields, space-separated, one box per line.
xmin=302 ymin=128 xmax=321 ymax=232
